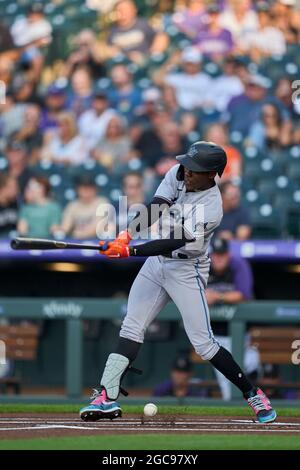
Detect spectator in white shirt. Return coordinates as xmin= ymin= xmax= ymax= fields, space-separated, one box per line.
xmin=220 ymin=0 xmax=258 ymax=49
xmin=11 ymin=3 xmax=52 ymax=48
xmin=153 ymin=46 xmax=211 ymax=111
xmin=10 ymin=3 xmax=52 ymax=82
xmin=208 ymin=57 xmax=245 ymax=112
xmin=271 ymin=0 xmax=300 ymax=45
xmin=41 ymin=112 xmax=89 ymax=166
xmin=78 ymin=90 xmax=117 ymax=151
xmin=240 ymin=2 xmax=286 ymax=61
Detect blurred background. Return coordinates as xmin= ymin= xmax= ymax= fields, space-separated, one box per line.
xmin=0 ymin=0 xmax=300 ymax=404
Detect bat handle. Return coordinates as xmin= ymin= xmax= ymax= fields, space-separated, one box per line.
xmin=99 ymin=241 xmax=109 ymax=252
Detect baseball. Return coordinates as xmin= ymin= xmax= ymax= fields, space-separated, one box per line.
xmin=143 ymin=403 xmax=158 ymax=417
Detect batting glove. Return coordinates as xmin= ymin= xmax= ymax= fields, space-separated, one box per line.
xmin=99 ymin=240 xmax=131 ymax=258
xmin=115 ymin=230 xmax=132 ymax=245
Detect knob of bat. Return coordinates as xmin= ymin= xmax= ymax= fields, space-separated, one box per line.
xmin=10 ymin=239 xmax=20 ymax=250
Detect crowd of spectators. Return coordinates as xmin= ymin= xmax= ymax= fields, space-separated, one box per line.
xmin=1 ymin=0 xmax=300 ymax=240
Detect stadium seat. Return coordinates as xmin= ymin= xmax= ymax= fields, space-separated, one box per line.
xmin=250 ymin=205 xmax=284 ymax=239
xmin=285 ymin=189 xmax=300 ymax=237
xmin=68 ymin=161 xmax=109 ymax=186
xmin=273 ymin=193 xmax=291 ymax=212
xmin=229 ymin=131 xmax=243 ymax=146
xmin=263 ymin=148 xmax=285 ymax=165
xmin=112 ymin=158 xmax=145 ymax=179
xmin=286 ymin=44 xmax=300 ymax=67
xmin=257 ymin=180 xmax=276 ymax=199
xmin=286 ymin=145 xmax=300 ymax=161
xmin=108 ymin=186 xmax=123 ymax=207
xmin=243 ymin=145 xmax=264 ymax=162
xmin=260 ymin=158 xmax=283 ymax=177
xmin=259 ymin=55 xmax=288 ymax=83
xmin=287 ymin=210 xmax=300 ymax=237
xmin=242 ymin=189 xmax=270 ymax=208
xmin=240 ymin=178 xmax=258 ymax=194
xmin=31 ymin=161 xmax=69 ymax=180
xmin=243 ymin=160 xmax=261 ymax=181
xmin=0 ymin=156 xmax=8 ymax=171
xmin=287 ymin=162 xmax=300 ymax=180
xmin=165 ymin=25 xmax=190 ymax=47
xmin=203 ymin=61 xmax=221 ymax=78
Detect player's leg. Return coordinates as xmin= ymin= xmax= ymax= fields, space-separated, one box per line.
xmin=164 ymin=260 xmax=276 ymax=423
xmin=80 ymin=257 xmax=170 ymax=421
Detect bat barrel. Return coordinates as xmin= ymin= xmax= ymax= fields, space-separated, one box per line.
xmin=10 ymin=238 xmax=67 ymax=250
xmin=10 ymin=238 xmax=101 ymax=251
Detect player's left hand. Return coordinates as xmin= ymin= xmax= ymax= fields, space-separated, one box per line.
xmin=115 ymin=230 xmax=132 ymax=245
xmin=99 ymin=240 xmax=131 ymax=258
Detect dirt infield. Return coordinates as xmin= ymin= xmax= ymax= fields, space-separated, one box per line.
xmin=1 ymin=414 xmax=300 ymax=439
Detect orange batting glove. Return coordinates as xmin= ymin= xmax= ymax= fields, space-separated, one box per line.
xmin=115 ymin=230 xmax=132 ymax=245
xmin=99 ymin=240 xmax=131 ymax=258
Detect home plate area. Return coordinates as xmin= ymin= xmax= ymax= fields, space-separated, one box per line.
xmin=1 ymin=415 xmax=300 ymax=439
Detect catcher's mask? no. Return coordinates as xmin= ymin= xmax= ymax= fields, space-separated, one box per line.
xmin=176 ymin=141 xmax=227 ymax=181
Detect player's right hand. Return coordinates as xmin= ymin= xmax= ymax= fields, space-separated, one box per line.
xmin=99 ymin=240 xmax=131 ymax=258
xmin=114 ymin=230 xmax=132 ymax=245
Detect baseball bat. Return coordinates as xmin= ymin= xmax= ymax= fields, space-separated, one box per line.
xmin=10 ymin=238 xmax=104 ymax=251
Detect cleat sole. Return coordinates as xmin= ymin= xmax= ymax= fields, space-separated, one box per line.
xmin=80 ymin=408 xmax=122 ymax=422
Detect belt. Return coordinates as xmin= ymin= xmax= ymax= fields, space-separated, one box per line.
xmin=163 ymin=252 xmax=189 ymax=259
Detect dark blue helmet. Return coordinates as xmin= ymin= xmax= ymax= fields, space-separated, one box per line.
xmin=176 ymin=141 xmax=227 ymax=177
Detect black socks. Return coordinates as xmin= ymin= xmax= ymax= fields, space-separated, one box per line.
xmin=209 ymin=346 xmax=255 ymax=396
xmin=116 ymin=337 xmax=141 ymax=362
xmin=115 ymin=341 xmax=257 ymax=398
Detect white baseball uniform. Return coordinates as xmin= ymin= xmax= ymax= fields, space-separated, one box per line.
xmin=120 ymin=164 xmax=223 ymax=361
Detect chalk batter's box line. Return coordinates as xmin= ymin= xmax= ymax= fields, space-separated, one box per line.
xmin=0 ymin=425 xmax=300 ymax=433
xmin=0 ymin=419 xmax=299 ymax=427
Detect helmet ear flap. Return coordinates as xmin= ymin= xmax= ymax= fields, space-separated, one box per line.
xmin=176 ymin=164 xmax=184 ymax=181
xmin=217 ymin=165 xmax=226 ymax=177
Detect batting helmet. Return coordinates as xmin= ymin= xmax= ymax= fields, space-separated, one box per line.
xmin=176 ymin=141 xmax=227 ymax=177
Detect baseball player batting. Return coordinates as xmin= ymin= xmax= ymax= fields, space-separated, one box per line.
xmin=80 ymin=141 xmax=277 ymax=424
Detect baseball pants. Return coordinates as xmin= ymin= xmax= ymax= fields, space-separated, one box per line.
xmin=120 ymin=255 xmax=220 ymax=361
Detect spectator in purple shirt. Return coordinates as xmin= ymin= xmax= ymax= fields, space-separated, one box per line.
xmin=206 ymin=237 xmax=253 ymax=306
xmin=40 ymin=84 xmax=68 ymax=133
xmin=172 ymin=0 xmax=208 ymax=38
xmin=153 ymin=356 xmax=205 ymax=398
xmin=224 ymin=74 xmax=290 ymax=138
xmin=193 ymin=4 xmax=234 ymax=61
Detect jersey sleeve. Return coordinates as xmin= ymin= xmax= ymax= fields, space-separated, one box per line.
xmin=154 ymin=164 xmax=179 ymax=204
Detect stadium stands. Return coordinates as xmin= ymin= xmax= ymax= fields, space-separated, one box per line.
xmin=0 ymin=0 xmax=300 ymax=239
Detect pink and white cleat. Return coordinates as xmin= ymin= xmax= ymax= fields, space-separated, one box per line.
xmin=80 ymin=388 xmax=122 ymax=421
xmin=245 ymin=388 xmax=277 ymax=423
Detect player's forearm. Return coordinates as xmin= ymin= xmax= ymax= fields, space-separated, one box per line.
xmin=127 ymin=197 xmax=171 ymax=238
xmin=129 ymin=237 xmax=191 ymax=257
